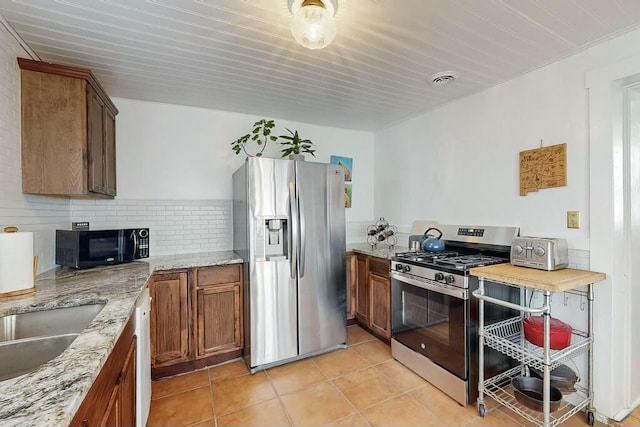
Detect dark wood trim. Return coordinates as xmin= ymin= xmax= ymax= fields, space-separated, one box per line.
xmin=17 ymin=57 xmax=118 ymax=115
xmin=347 ymin=318 xmax=358 ymax=326
xmin=195 ymin=264 xmax=242 ymax=288
xmin=354 ymin=320 xmax=391 ymax=346
xmin=151 ymin=350 xmax=242 ymax=380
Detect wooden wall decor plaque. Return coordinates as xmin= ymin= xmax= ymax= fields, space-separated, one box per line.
xmin=519 ymin=143 xmax=567 ymax=196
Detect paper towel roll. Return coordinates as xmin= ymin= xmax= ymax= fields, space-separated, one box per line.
xmin=0 ymin=231 xmax=35 ymax=296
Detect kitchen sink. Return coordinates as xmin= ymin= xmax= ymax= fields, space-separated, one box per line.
xmin=0 ymin=303 xmax=105 ymax=342
xmin=0 ymin=303 xmax=105 ymax=381
xmin=0 ymin=334 xmax=80 ymax=381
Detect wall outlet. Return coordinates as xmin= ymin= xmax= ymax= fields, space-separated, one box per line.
xmin=567 ymin=211 xmax=580 ymax=229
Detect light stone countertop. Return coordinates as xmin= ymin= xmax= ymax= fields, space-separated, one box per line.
xmin=0 ymin=251 xmax=243 ymax=427
xmin=347 ymin=243 xmax=409 ymax=259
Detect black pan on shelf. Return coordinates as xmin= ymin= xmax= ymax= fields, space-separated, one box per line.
xmin=528 ymin=364 xmax=579 ymax=393
xmin=510 ymin=375 xmax=563 ymax=412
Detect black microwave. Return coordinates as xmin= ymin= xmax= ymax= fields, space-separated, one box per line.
xmin=56 ymin=228 xmax=149 ymax=269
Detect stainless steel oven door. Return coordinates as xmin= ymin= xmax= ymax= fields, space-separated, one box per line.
xmin=391 ymin=271 xmax=468 ymax=380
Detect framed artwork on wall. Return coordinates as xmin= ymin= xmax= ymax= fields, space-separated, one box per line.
xmin=344 ymin=184 xmax=352 ymax=208
xmin=330 ymin=155 xmax=352 ymax=182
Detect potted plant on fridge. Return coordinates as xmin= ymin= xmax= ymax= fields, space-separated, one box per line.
xmin=279 ymin=128 xmax=316 ymax=160
xmin=230 ymin=119 xmax=277 ymax=157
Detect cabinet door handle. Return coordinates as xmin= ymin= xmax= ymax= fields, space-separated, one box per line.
xmin=81 ymin=419 xmax=89 ymax=427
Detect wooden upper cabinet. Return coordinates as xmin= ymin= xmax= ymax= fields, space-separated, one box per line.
xmin=18 ymin=58 xmax=118 ymax=198
xmin=87 ymin=86 xmax=106 ymax=194
xmin=150 ymin=271 xmax=191 ymax=367
xmin=104 ymin=109 xmax=117 ymax=197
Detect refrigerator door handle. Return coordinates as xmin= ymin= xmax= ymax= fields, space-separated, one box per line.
xmin=289 ymin=181 xmax=298 ymax=279
xmin=298 ymin=182 xmax=306 ymax=278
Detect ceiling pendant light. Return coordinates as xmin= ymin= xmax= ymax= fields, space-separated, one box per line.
xmin=288 ymin=0 xmax=337 ymax=50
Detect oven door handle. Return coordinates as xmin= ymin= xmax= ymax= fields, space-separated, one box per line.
xmin=471 ymin=289 xmax=547 ymax=314
xmin=391 ymin=272 xmax=467 ymax=299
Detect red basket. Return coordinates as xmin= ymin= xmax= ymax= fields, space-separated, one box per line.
xmin=523 ymin=316 xmax=572 ymax=350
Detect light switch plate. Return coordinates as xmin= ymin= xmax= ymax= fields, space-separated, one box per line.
xmin=567 ymin=211 xmax=580 ymax=229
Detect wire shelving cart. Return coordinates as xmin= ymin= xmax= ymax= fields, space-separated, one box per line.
xmin=469 ymin=264 xmax=606 ymax=427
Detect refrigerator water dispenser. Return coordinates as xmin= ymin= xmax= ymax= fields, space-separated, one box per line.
xmin=256 ymin=218 xmax=288 ymax=260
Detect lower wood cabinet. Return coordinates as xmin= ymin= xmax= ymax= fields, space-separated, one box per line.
xmin=99 ymin=339 xmax=136 ymax=427
xmin=150 ymin=264 xmax=244 ymax=378
xmin=149 ymin=271 xmax=190 ymax=367
xmin=355 ymin=254 xmax=369 ymax=325
xmin=119 ymin=334 xmax=137 ymax=425
xmin=369 ymin=272 xmax=391 ymax=339
xmin=71 ymin=315 xmax=136 ymax=427
xmin=348 ymin=252 xmax=391 ymax=341
xmin=196 ymin=265 xmax=243 ymax=358
xmin=346 ymin=253 xmax=357 ymax=320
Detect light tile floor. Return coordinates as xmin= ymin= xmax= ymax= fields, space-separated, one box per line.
xmin=147 ymin=325 xmax=609 ymax=427
xmin=610 ymin=406 xmax=640 ymax=427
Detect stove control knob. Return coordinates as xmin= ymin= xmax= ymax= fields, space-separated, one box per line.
xmin=513 ymin=244 xmax=524 ymax=254
xmin=403 ymin=265 xmax=411 ymax=273
xmin=395 ymin=263 xmax=404 ymax=271
xmin=434 ymin=272 xmax=444 ymax=281
xmin=534 ymin=246 xmax=546 ymax=256
xmin=445 ymin=275 xmax=455 ymax=284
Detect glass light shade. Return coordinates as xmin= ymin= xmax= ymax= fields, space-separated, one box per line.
xmin=290 ymin=1 xmax=337 ymax=50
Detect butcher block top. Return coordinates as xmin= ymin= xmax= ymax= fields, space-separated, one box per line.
xmin=470 ymin=263 xmax=606 ymax=292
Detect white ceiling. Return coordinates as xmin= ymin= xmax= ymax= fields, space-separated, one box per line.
xmin=2 ymin=0 xmax=640 ymax=131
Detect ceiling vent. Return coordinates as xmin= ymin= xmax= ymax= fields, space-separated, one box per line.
xmin=431 ymin=71 xmax=458 ymax=86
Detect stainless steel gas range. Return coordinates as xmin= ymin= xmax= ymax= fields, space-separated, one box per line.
xmin=391 ymin=225 xmax=520 ymax=406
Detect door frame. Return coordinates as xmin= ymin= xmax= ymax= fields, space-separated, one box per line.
xmin=586 ymin=54 xmax=640 ymax=421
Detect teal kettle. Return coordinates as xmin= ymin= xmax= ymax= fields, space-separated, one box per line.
xmin=422 ymin=228 xmax=445 ymax=253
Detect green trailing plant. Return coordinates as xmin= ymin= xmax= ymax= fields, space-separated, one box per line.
xmin=279 ymin=128 xmax=316 ymax=158
xmin=230 ymin=119 xmax=277 ymax=157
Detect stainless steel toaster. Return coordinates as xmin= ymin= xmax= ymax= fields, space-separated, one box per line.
xmin=510 ymin=237 xmax=568 ymax=270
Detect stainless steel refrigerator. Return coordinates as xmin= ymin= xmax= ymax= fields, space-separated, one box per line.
xmin=233 ymin=157 xmax=347 ymax=373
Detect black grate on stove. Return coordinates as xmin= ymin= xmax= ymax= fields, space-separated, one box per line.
xmin=393 ymin=251 xmax=459 ymax=263
xmin=434 ymin=255 xmax=507 ymax=270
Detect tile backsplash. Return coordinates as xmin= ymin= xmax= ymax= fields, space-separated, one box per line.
xmin=71 ymin=199 xmax=374 ymax=257
xmin=70 ymin=199 xmax=232 ymax=256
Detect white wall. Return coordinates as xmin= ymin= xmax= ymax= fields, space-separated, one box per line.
xmin=375 ymin=27 xmax=640 ymax=252
xmin=375 ymin=62 xmax=589 ymax=250
xmin=375 ymin=27 xmax=640 ymax=420
xmin=109 ymin=98 xmax=376 ymax=246
xmin=114 ymin=98 xmax=375 ymax=223
xmin=0 ymin=21 xmax=69 ymax=274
